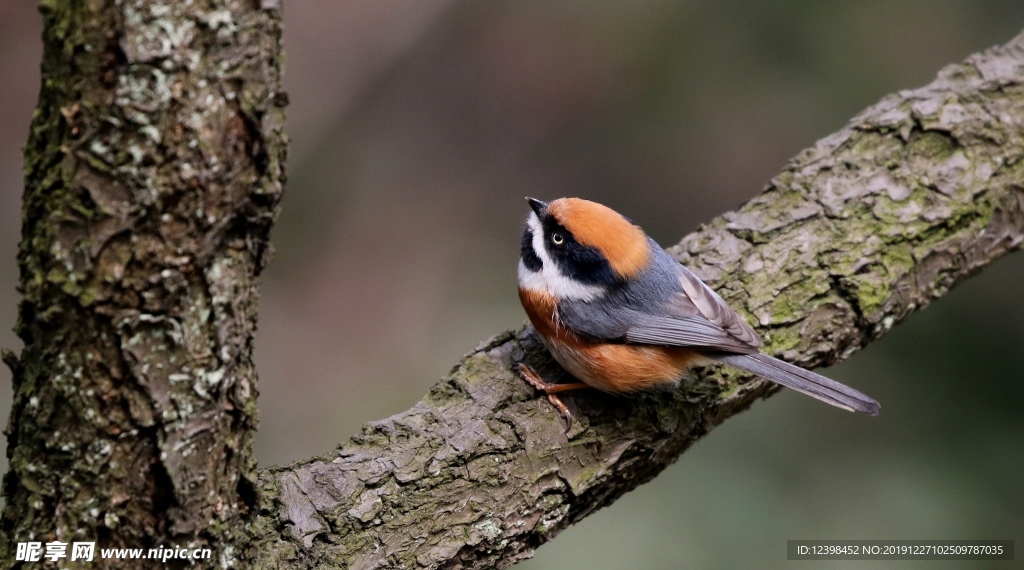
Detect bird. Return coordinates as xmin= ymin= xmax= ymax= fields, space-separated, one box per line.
xmin=516 ymin=196 xmax=879 ymax=428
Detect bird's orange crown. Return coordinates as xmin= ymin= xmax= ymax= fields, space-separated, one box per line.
xmin=547 ymin=198 xmax=651 ymax=279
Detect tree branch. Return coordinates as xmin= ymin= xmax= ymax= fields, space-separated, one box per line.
xmin=245 ymin=30 xmax=1024 ymax=570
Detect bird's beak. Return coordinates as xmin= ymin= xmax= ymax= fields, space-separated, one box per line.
xmin=526 ymin=197 xmax=548 ymax=216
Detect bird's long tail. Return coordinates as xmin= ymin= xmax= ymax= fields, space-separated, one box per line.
xmin=715 ymin=352 xmax=880 ymax=415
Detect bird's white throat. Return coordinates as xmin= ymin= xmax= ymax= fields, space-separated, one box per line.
xmin=518 ymin=213 xmax=604 ymax=302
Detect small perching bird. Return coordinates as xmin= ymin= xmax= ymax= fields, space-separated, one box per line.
xmin=516 ymin=196 xmax=879 ymax=428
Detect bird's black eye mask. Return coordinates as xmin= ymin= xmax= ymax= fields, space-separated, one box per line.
xmin=521 ymin=227 xmax=542 ymax=272
xmin=539 ymin=215 xmax=616 ymax=286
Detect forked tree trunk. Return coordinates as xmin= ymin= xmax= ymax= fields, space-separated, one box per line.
xmin=2 ymin=3 xmax=1023 ymax=569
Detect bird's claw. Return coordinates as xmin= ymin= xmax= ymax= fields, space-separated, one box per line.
xmin=515 ymin=363 xmax=576 ymax=433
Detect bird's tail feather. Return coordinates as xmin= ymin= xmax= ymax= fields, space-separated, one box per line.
xmin=715 ymin=352 xmax=880 ymax=415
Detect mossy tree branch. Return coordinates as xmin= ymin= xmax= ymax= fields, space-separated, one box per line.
xmin=3 ymin=3 xmax=1023 ymax=569
xmin=245 ymin=32 xmax=1024 ymax=568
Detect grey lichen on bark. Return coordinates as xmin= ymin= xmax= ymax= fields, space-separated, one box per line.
xmin=244 ymin=32 xmax=1024 ymax=569
xmin=2 ymin=0 xmax=285 ymax=566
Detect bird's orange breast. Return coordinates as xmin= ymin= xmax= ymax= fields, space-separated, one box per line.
xmin=518 ymin=287 xmax=702 ymax=393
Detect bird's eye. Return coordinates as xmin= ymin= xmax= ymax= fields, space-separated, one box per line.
xmin=551 ymin=232 xmax=564 ymax=245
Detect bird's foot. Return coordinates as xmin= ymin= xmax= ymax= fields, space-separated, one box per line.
xmin=515 ymin=363 xmax=589 ymax=432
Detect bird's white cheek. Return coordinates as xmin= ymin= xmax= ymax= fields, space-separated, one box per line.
xmin=519 ymin=215 xmax=603 ymax=301
xmin=537 ymin=266 xmax=603 ymax=301
xmin=518 ymin=259 xmax=549 ymax=293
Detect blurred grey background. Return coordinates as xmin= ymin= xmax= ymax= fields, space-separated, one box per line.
xmin=1 ymin=1 xmax=1023 ymax=568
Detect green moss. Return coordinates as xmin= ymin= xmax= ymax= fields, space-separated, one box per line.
xmin=763 ymin=326 xmax=803 ymax=354
xmin=849 ymin=277 xmax=891 ymax=318
xmin=906 ymin=130 xmax=958 ymax=161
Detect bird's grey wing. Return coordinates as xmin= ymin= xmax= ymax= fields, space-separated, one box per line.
xmin=558 ymin=247 xmax=761 ymax=353
xmin=624 ymin=313 xmax=758 ymax=353
xmin=668 ymin=264 xmax=763 ymax=348
xmin=559 ymin=299 xmax=755 ymax=353
xmin=615 ymin=249 xmax=761 ymax=352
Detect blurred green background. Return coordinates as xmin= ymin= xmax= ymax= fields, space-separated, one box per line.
xmin=1 ymin=1 xmax=1022 ymax=568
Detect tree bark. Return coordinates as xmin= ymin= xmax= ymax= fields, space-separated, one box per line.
xmin=1 ymin=0 xmax=285 ymax=566
xmin=2 ymin=2 xmax=1022 ymax=569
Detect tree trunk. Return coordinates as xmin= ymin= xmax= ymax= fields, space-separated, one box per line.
xmin=2 ymin=2 xmax=1022 ymax=569
xmin=1 ymin=0 xmax=285 ymax=566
